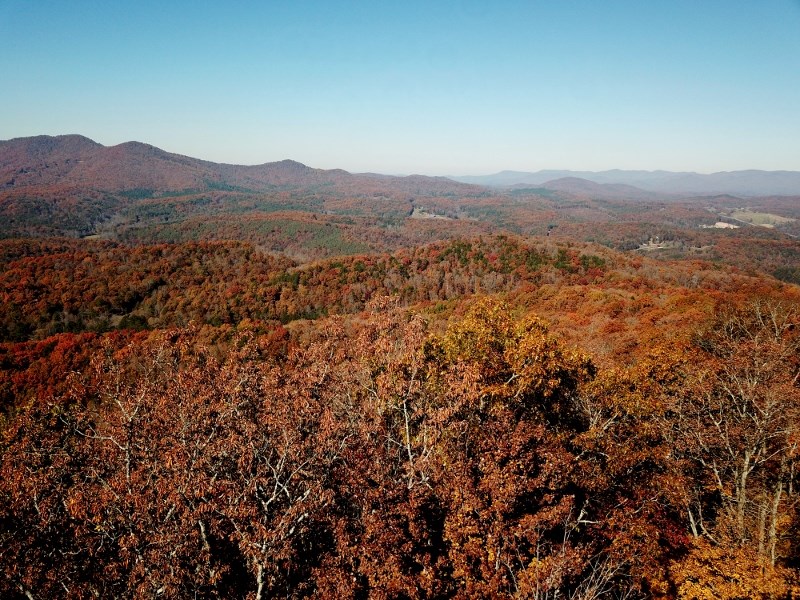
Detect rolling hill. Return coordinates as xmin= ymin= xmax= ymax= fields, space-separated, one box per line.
xmin=0 ymin=135 xmax=487 ymax=242
xmin=1 ymin=134 xmax=482 ymax=196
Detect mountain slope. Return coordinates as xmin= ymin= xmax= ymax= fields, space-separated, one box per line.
xmin=0 ymin=135 xmax=486 ymax=240
xmin=0 ymin=135 xmax=482 ymax=196
xmin=537 ymin=177 xmax=666 ymax=201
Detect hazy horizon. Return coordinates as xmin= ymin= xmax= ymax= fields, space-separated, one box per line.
xmin=11 ymin=132 xmax=800 ymax=179
xmin=3 ymin=1 xmax=799 ymax=175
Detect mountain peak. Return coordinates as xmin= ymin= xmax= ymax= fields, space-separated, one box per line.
xmin=0 ymin=134 xmax=102 ymax=160
xmin=275 ymin=159 xmax=308 ymax=168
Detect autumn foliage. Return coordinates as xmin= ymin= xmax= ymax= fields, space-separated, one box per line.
xmin=1 ymin=280 xmax=798 ymax=598
xmin=0 ymin=202 xmax=799 ymax=600
xmin=4 ymin=134 xmax=800 ymax=597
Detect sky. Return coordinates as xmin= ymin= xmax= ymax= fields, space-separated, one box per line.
xmin=2 ymin=1 xmax=799 ymax=175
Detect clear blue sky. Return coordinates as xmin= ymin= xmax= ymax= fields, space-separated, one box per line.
xmin=2 ymin=1 xmax=799 ymax=174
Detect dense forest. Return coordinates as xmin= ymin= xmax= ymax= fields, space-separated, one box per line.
xmin=1 ymin=136 xmax=799 ymax=599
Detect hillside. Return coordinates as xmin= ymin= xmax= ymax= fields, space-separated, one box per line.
xmin=1 ymin=136 xmax=800 ymax=599
xmin=0 ymin=135 xmax=488 ymax=244
xmin=0 ymin=134 xmax=481 ymax=196
xmin=2 ymin=232 xmax=799 ymax=599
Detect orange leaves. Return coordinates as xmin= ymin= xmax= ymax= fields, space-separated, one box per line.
xmin=2 ymin=288 xmax=798 ymax=597
xmin=669 ymin=539 xmax=792 ymax=600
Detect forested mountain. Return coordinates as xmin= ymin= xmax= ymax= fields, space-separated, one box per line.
xmin=534 ymin=177 xmax=666 ymax=201
xmin=0 ymin=135 xmax=480 ymax=196
xmin=1 ymin=136 xmax=800 ymax=599
xmin=0 ymin=135 xmax=486 ymax=244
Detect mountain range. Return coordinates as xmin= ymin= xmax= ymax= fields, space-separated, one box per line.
xmin=0 ymin=134 xmax=481 ymax=197
xmin=5 ymin=134 xmax=800 ymax=199
xmin=452 ymin=168 xmax=800 ymax=196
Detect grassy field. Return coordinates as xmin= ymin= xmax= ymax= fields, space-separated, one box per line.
xmin=730 ymin=210 xmax=795 ymax=227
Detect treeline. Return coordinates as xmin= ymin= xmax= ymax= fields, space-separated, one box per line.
xmin=0 ymin=239 xmax=294 ymax=341
xmin=1 ymin=235 xmax=770 ymax=343
xmin=1 ymin=297 xmax=798 ymax=598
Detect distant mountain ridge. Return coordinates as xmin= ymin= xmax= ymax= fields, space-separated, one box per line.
xmin=7 ymin=135 xmax=798 ymax=197
xmin=533 ymin=177 xmax=666 ymax=201
xmin=452 ymin=168 xmax=800 ymax=196
xmin=0 ymin=134 xmax=481 ymax=196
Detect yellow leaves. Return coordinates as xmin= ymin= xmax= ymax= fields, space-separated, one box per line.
xmin=65 ymin=489 xmax=86 ymax=518
xmin=440 ymin=296 xmax=514 ymax=366
xmin=436 ymin=297 xmax=594 ymax=413
xmin=583 ymin=342 xmax=689 ymax=425
xmin=516 ymin=547 xmax=582 ymax=598
xmin=669 ymin=539 xmax=792 ymax=600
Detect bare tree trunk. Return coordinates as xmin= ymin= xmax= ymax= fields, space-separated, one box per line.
xmin=736 ymin=452 xmax=751 ymax=542
xmin=769 ymin=481 xmax=783 ymax=566
xmin=16 ymin=585 xmax=34 ymax=600
xmin=688 ymin=507 xmax=699 ymax=538
xmin=255 ymin=563 xmax=264 ymax=600
xmin=757 ymin=501 xmax=767 ymax=559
